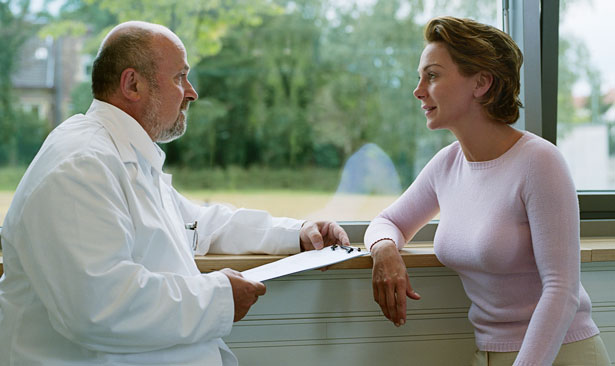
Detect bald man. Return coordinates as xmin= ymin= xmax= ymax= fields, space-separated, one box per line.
xmin=0 ymin=21 xmax=349 ymax=366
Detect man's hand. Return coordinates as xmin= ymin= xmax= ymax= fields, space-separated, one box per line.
xmin=220 ymin=268 xmax=266 ymax=322
xmin=299 ymin=221 xmax=350 ymax=251
xmin=371 ymin=240 xmax=420 ymax=327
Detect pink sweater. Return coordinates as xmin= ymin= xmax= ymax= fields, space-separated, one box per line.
xmin=364 ymin=132 xmax=599 ymax=365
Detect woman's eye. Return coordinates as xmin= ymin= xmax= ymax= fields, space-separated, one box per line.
xmin=418 ymin=73 xmax=436 ymax=82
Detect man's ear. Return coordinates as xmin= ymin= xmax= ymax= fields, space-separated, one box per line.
xmin=473 ymin=71 xmax=493 ymax=98
xmin=119 ymin=68 xmax=142 ymax=102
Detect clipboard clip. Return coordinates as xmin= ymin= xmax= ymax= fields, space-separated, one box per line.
xmin=330 ymin=244 xmax=361 ymax=253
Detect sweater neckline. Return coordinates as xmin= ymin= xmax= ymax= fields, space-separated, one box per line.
xmin=463 ymin=131 xmax=529 ymax=170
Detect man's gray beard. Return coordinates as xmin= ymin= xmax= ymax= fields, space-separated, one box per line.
xmin=156 ymin=112 xmax=187 ymax=143
xmin=143 ymin=93 xmax=188 ymax=143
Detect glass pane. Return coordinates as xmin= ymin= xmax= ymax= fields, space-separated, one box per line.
xmin=1 ymin=1 xmax=500 ymax=226
xmin=558 ymin=0 xmax=615 ymax=190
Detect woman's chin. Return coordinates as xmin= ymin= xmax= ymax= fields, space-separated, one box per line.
xmin=426 ymin=120 xmax=443 ymax=131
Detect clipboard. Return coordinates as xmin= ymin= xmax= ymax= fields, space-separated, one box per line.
xmin=242 ymin=245 xmax=369 ymax=282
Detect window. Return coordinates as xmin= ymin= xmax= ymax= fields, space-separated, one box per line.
xmin=2 ymin=0 xmax=613 ymax=239
xmin=169 ymin=1 xmax=501 ymax=223
xmin=0 ymin=0 xmax=501 ymax=228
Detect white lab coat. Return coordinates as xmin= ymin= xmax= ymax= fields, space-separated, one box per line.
xmin=0 ymin=100 xmax=302 ymax=365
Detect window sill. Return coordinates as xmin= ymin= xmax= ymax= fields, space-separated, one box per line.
xmin=193 ymin=237 xmax=615 ymax=273
xmin=1 ymin=238 xmax=614 ymax=276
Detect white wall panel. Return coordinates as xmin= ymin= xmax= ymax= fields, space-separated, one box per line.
xmin=226 ymin=265 xmax=615 ymax=365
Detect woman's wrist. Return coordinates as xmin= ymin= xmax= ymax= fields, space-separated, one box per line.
xmin=370 ymin=239 xmax=397 ymax=257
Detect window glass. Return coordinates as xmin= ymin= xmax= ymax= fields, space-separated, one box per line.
xmin=173 ymin=0 xmax=500 ymax=221
xmin=1 ymin=1 xmax=500 ymax=225
xmin=558 ymin=0 xmax=615 ymax=190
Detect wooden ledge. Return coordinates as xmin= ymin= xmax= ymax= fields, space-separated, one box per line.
xmin=196 ymin=238 xmax=615 ymax=272
xmin=1 ymin=238 xmax=614 ymax=276
xmin=195 ymin=243 xmax=442 ymax=273
xmin=579 ymin=237 xmax=615 ymax=262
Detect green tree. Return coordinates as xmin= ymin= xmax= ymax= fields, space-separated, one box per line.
xmin=0 ymin=0 xmax=39 ymax=165
xmin=172 ymin=0 xmax=500 ymax=185
xmin=42 ymin=0 xmax=283 ymax=64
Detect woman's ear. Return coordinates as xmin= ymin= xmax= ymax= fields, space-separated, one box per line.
xmin=473 ymin=71 xmax=493 ymax=98
xmin=119 ymin=68 xmax=142 ymax=102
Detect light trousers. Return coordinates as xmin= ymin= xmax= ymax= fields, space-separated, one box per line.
xmin=471 ymin=335 xmax=611 ymax=366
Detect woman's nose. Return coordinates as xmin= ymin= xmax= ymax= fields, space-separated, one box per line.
xmin=413 ymin=81 xmax=425 ymax=100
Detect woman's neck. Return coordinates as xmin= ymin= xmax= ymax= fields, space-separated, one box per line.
xmin=452 ymin=119 xmax=523 ymax=162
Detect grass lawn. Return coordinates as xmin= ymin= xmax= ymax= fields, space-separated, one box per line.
xmin=0 ymin=166 xmax=397 ymax=224
xmin=181 ymin=189 xmax=397 ymax=221
xmin=169 ymin=166 xmax=398 ymax=220
xmin=1 ymin=189 xmax=397 ymax=225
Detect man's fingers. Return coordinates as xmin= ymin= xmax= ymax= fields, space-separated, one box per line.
xmin=254 ymin=281 xmax=266 ymax=296
xmin=320 ymin=221 xmax=330 ymax=237
xmin=301 ymin=221 xmax=351 ymax=250
xmin=332 ymin=223 xmax=350 ymax=246
xmin=221 ymin=268 xmax=268 ymax=322
xmin=307 ymin=225 xmax=324 ymax=250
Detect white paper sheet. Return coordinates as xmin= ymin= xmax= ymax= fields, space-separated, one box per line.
xmin=242 ymin=245 xmax=369 ymax=282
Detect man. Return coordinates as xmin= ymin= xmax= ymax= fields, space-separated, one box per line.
xmin=0 ymin=21 xmax=349 ymax=366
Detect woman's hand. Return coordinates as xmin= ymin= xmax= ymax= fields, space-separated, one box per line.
xmin=371 ymin=240 xmax=421 ymax=327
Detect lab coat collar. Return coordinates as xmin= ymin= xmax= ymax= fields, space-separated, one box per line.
xmin=86 ymin=99 xmax=166 ymax=174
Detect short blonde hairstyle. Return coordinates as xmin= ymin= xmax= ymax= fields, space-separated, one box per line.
xmin=424 ymin=16 xmax=523 ymax=124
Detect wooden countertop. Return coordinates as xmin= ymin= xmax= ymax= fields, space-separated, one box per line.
xmin=3 ymin=238 xmax=613 ymax=275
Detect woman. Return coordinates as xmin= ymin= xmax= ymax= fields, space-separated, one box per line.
xmin=364 ymin=16 xmax=611 ymax=365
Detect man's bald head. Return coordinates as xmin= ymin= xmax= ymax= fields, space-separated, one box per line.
xmin=91 ymin=21 xmax=178 ymax=101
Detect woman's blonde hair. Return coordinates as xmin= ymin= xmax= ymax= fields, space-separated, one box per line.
xmin=424 ymin=16 xmax=523 ymax=124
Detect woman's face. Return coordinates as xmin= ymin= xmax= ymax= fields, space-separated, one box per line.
xmin=413 ymin=42 xmax=478 ymax=131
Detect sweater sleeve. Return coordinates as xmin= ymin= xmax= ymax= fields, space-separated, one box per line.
xmin=514 ymin=142 xmax=581 ymax=366
xmin=364 ymin=149 xmax=442 ymax=250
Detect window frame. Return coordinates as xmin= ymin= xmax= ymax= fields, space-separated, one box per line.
xmin=536 ymin=0 xmax=615 ymax=226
